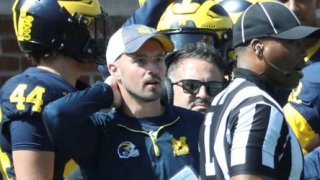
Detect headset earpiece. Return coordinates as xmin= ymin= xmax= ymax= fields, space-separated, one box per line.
xmin=256 ymin=44 xmax=262 ymax=51
xmin=161 ymin=77 xmax=174 ymax=105
xmin=255 ymin=44 xmax=263 ymax=59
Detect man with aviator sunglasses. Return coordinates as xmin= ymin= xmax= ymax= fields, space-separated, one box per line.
xmin=166 ymin=42 xmax=228 ymax=113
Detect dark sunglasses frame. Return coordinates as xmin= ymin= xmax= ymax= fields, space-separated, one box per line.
xmin=172 ymin=79 xmax=226 ymax=97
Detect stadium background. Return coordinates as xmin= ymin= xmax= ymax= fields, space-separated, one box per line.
xmin=0 ymin=0 xmax=139 ymax=86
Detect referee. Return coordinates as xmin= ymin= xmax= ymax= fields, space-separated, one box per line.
xmin=199 ymin=2 xmax=320 ymax=180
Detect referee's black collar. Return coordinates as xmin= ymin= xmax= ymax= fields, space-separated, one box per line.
xmin=234 ymin=68 xmax=266 ymax=89
xmin=233 ymin=68 xmax=291 ymax=106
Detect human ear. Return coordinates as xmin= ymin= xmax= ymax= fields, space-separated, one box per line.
xmin=251 ymin=39 xmax=264 ymax=59
xmin=108 ymin=64 xmax=121 ymax=79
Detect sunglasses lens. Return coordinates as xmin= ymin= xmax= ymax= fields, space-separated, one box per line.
xmin=182 ymin=80 xmax=201 ymax=94
xmin=177 ymin=80 xmax=225 ymax=96
xmin=207 ymin=82 xmax=224 ymax=96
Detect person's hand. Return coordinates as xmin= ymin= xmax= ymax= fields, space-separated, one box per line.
xmin=105 ymin=75 xmax=122 ymax=108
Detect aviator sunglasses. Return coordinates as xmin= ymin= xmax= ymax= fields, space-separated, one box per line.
xmin=172 ymin=79 xmax=226 ymax=97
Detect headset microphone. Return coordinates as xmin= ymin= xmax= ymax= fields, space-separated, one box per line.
xmin=256 ymin=45 xmax=290 ymax=77
xmin=264 ymin=59 xmax=290 ymax=77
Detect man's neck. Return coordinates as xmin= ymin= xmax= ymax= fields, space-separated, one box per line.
xmin=121 ymin=98 xmax=165 ymax=119
xmin=37 ymin=57 xmax=81 ymax=86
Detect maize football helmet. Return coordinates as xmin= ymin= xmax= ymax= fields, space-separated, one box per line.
xmin=157 ymin=0 xmax=233 ymax=51
xmin=12 ymin=0 xmax=107 ymax=64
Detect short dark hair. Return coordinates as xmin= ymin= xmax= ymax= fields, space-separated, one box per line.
xmin=233 ymin=41 xmax=250 ymax=56
xmin=166 ymin=42 xmax=228 ymax=78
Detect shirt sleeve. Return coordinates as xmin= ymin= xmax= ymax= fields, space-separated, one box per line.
xmin=10 ymin=118 xmax=53 ymax=151
xmin=304 ymin=146 xmax=320 ymax=179
xmin=1 ymin=77 xmax=55 ymax=151
xmin=42 ymin=82 xmax=114 ymax=163
xmin=228 ymin=102 xmax=286 ymax=178
xmin=283 ymin=103 xmax=316 ymax=155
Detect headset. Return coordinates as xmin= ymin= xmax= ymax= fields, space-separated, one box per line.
xmin=256 ymin=44 xmax=290 ymax=77
xmin=161 ymin=51 xmax=179 ymax=105
xmin=162 ymin=47 xmax=230 ymax=105
xmin=162 ymin=77 xmax=175 ymax=105
xmin=157 ymin=0 xmax=233 ymax=105
xmin=162 ymin=77 xmax=230 ymax=105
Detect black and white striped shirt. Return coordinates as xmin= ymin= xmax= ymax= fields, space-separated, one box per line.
xmin=199 ymin=69 xmax=303 ymax=180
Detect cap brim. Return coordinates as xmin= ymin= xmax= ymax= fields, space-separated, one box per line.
xmin=272 ymin=26 xmax=320 ymax=40
xmin=153 ymin=35 xmax=174 ymax=52
xmin=124 ymin=34 xmax=174 ymax=54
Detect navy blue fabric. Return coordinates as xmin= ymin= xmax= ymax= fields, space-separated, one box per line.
xmin=0 ymin=67 xmax=88 ymax=179
xmin=291 ymin=62 xmax=320 ymax=133
xmin=309 ymin=47 xmax=320 ymax=63
xmin=123 ymin=0 xmax=171 ymax=28
xmin=304 ymin=146 xmax=320 ymax=179
xmin=42 ymin=82 xmax=204 ymax=180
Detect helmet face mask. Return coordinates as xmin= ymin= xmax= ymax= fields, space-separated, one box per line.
xmin=84 ymin=15 xmax=107 ymax=65
xmin=157 ymin=0 xmax=233 ymax=70
xmin=12 ymin=0 xmax=107 ymax=64
xmin=61 ymin=12 xmax=107 ymax=64
xmin=162 ymin=28 xmax=232 ymax=51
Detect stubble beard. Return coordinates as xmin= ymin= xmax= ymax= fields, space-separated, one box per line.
xmin=126 ymin=86 xmax=162 ymax=103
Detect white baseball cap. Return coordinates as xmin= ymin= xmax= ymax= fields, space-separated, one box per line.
xmin=106 ymin=24 xmax=174 ymax=65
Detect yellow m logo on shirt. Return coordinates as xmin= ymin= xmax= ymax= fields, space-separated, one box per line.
xmin=171 ymin=136 xmax=189 ymax=156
